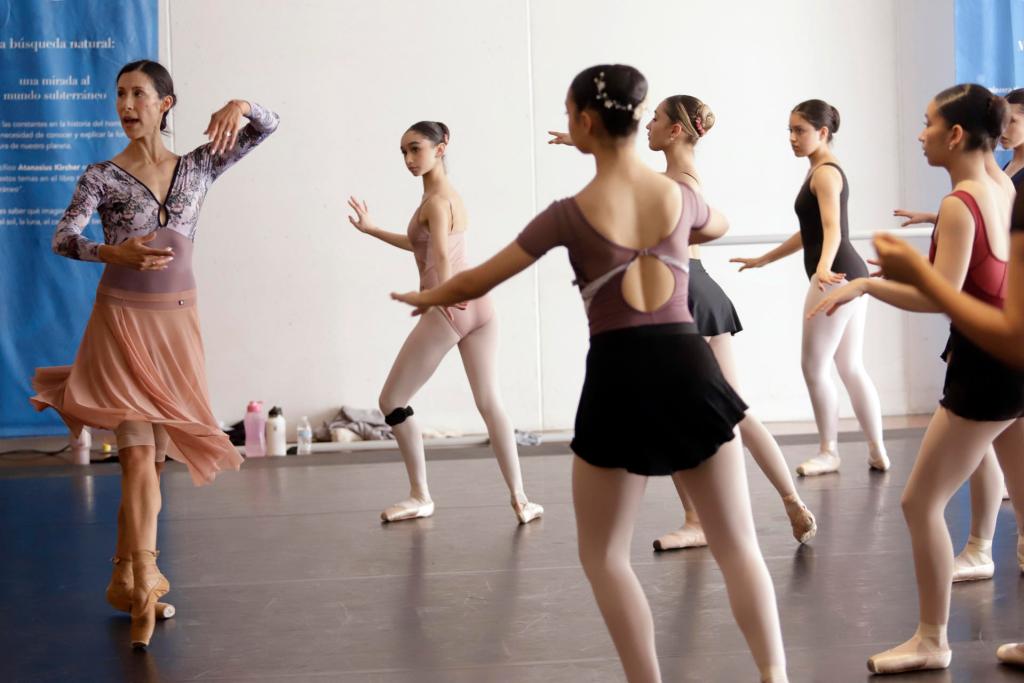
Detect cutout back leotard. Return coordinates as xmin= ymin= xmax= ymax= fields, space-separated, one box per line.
xmin=516 ymin=182 xmax=710 ymax=336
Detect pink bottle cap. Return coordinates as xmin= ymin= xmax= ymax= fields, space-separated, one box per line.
xmin=247 ymin=401 xmax=263 ymax=413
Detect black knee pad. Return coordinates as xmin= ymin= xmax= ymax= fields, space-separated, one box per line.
xmin=384 ymin=406 xmax=415 ymax=426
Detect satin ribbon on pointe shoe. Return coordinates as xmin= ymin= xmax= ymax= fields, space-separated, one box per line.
xmin=129 ymin=550 xmax=170 ymax=650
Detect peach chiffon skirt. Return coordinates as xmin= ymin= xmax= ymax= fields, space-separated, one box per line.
xmin=30 ymin=285 xmax=242 ymax=486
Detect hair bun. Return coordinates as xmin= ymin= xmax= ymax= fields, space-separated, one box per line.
xmin=987 ymin=94 xmax=1009 ymax=140
xmin=696 ymin=103 xmax=716 ymax=135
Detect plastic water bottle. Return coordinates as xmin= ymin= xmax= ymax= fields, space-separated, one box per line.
xmin=266 ymin=406 xmax=287 ymax=456
xmin=244 ymin=401 xmax=266 ymax=457
xmin=69 ymin=427 xmax=91 ymax=465
xmin=296 ymin=416 xmax=313 ymax=455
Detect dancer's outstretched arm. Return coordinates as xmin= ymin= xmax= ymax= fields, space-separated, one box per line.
xmin=808 ymin=194 xmax=973 ymax=317
xmin=348 ymin=196 xmax=413 ymax=251
xmin=392 ymin=242 xmax=535 ymax=314
xmin=874 ymin=231 xmax=1024 ymax=368
xmin=731 ymin=231 xmax=803 ymax=271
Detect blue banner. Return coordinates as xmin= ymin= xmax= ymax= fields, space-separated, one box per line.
xmin=955 ymin=0 xmax=1024 ymax=164
xmin=0 ymin=0 xmax=158 ymax=436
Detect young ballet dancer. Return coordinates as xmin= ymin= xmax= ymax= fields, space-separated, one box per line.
xmin=731 ymin=100 xmax=888 ymax=477
xmin=1001 ymin=89 xmax=1024 ymax=187
xmin=873 ymin=131 xmax=1024 ymax=674
xmin=347 ymin=121 xmax=542 ymax=525
xmin=888 ymin=117 xmax=1023 ymax=585
xmin=552 ymin=95 xmax=817 ymax=547
xmin=811 ymin=83 xmax=1024 ymax=674
xmin=30 ymin=60 xmax=278 ymax=648
xmin=394 ymin=64 xmax=788 ymax=683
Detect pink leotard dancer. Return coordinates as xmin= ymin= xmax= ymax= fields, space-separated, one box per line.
xmin=348 ymin=120 xmax=541 ymax=525
xmin=408 ymin=199 xmax=494 ymax=338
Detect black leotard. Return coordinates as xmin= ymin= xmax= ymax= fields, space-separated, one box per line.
xmin=794 ymin=162 xmax=868 ymax=280
xmin=1002 ymin=161 xmax=1024 ymax=190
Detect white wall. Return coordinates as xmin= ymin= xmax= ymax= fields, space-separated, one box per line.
xmin=158 ymin=0 xmax=957 ymax=435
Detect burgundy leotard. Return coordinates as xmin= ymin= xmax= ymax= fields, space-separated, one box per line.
xmin=929 ymin=190 xmax=1007 ymax=307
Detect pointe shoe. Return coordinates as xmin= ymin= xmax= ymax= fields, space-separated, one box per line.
xmin=511 ymin=494 xmax=543 ymax=524
xmin=867 ymin=644 xmax=951 ymax=674
xmin=784 ymin=499 xmax=817 ymax=544
xmin=796 ymin=452 xmax=840 ymax=477
xmin=868 ymin=450 xmax=890 ymax=472
xmin=653 ymin=524 xmax=707 ymax=551
xmin=997 ymin=643 xmax=1024 ymax=666
xmin=381 ymin=498 xmax=435 ymax=523
xmin=951 ymin=553 xmax=994 ymax=583
xmin=129 ymin=550 xmax=170 ymax=650
xmin=106 ymin=556 xmax=175 ymax=619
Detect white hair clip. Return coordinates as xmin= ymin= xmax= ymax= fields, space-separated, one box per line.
xmin=593 ymin=71 xmax=643 ymax=119
xmin=632 ymin=97 xmax=648 ymax=121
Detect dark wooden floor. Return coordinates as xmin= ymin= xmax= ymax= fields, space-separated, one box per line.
xmin=3 ymin=431 xmax=1024 ymax=682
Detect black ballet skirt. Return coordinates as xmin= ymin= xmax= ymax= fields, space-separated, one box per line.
xmin=688 ymin=259 xmax=743 ymax=336
xmin=940 ymin=326 xmax=1024 ymax=421
xmin=570 ymin=323 xmax=748 ymax=476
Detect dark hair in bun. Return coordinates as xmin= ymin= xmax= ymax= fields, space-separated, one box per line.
xmin=934 ymin=83 xmax=1007 ymax=151
xmin=117 ymin=60 xmax=176 ymax=133
xmin=792 ymin=99 xmax=840 ymax=141
xmin=569 ymin=64 xmax=648 ymax=138
xmin=407 ymin=120 xmax=450 ymax=147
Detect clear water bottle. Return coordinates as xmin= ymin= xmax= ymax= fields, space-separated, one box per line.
xmin=244 ymin=401 xmax=266 ymax=457
xmin=296 ymin=416 xmax=313 ymax=455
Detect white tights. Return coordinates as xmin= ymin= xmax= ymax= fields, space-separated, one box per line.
xmin=801 ymin=279 xmax=886 ymax=464
xmin=660 ymin=334 xmax=815 ymax=548
xmin=379 ymin=310 xmax=531 ymax=514
xmin=575 ymin=440 xmax=788 ymax=682
xmin=869 ymin=411 xmax=1024 ymax=673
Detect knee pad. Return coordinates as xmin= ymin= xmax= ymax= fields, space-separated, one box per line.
xmin=384 ymin=406 xmax=415 ymax=426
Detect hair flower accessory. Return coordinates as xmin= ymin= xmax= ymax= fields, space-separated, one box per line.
xmin=632 ymin=97 xmax=648 ymax=121
xmin=594 ymin=75 xmax=644 ymax=118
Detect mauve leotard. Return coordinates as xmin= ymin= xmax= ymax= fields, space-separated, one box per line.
xmin=516 ymin=182 xmax=710 ymax=336
xmin=407 ymin=200 xmax=494 ymax=338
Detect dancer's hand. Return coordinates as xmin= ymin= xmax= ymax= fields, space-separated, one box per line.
xmin=348 ymin=196 xmax=378 ymax=234
xmin=204 ymin=100 xmax=249 ymax=155
xmin=730 ymin=255 xmax=767 ymax=272
xmin=814 ymin=267 xmax=846 ymax=291
xmin=807 ymin=280 xmax=865 ymax=318
xmin=892 ymin=209 xmax=937 ymax=227
xmin=103 ymin=232 xmax=174 ymax=271
xmin=547 ymin=131 xmax=574 ymax=146
xmin=391 ymin=290 xmax=431 ymax=316
xmin=866 ymin=258 xmax=885 ymax=278
xmin=872 ymin=232 xmax=928 ymax=285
